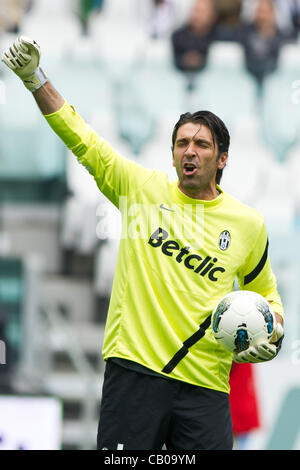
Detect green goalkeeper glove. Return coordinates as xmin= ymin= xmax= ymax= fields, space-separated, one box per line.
xmin=233 ymin=322 xmax=284 ymax=363
xmin=1 ymin=36 xmax=48 ymax=92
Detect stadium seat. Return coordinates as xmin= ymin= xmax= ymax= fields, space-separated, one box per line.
xmin=60 ymin=196 xmax=100 ymax=256
xmin=112 ymin=75 xmax=156 ymax=155
xmin=206 ymin=41 xmax=245 ymax=69
xmin=254 ymin=161 xmax=294 ymax=234
xmin=20 ymin=0 xmax=81 ymax=60
xmin=129 ymin=61 xmax=186 ymax=118
xmin=138 ymin=116 xmax=177 ymax=179
xmin=101 ymin=0 xmax=141 ymax=20
xmin=0 ymin=257 xmax=23 ymax=384
xmin=0 ymin=72 xmax=66 ymax=201
xmin=284 ymin=143 xmax=300 ymax=225
xmin=221 ymin=116 xmax=274 ymax=206
xmin=222 ymin=115 xmax=295 ymax=233
xmin=94 ymin=201 xmax=121 ymax=297
xmin=172 ymin=0 xmax=197 ymax=24
xmin=190 ymin=42 xmax=258 ymax=129
xmin=25 ymin=0 xmax=74 ymax=16
xmin=89 ymin=13 xmax=148 ymax=67
xmin=258 ymin=44 xmax=300 ymax=163
xmin=110 ymin=58 xmax=185 ymax=155
xmin=142 ymin=35 xmax=174 ymax=65
xmin=278 ymin=43 xmax=300 ymax=73
xmin=0 ymin=74 xmax=65 ymax=179
xmin=52 ymin=59 xmax=110 ymax=121
xmin=260 ymin=81 xmax=300 ymax=162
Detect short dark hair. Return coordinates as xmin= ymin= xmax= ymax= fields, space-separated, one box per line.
xmin=171 ymin=111 xmax=230 ymax=184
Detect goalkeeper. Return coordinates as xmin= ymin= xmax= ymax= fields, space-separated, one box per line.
xmin=2 ymin=37 xmax=284 ymax=450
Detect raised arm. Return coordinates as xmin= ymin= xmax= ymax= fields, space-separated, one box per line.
xmin=2 ymin=36 xmax=155 ymax=209
xmin=1 ymin=36 xmax=64 ymax=114
xmin=33 ymin=81 xmax=64 ymax=115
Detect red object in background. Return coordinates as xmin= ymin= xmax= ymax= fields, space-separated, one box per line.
xmin=229 ymin=362 xmax=261 ymax=434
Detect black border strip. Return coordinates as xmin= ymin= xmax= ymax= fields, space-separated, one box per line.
xmin=162 ymin=315 xmax=211 ymax=374
xmin=244 ymin=239 xmax=269 ymax=285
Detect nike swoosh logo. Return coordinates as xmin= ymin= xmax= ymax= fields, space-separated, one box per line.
xmin=160 ymin=204 xmax=175 ymax=212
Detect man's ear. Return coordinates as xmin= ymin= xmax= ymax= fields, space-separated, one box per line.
xmin=172 ymin=148 xmax=176 ymax=167
xmin=217 ymin=152 xmax=228 ymax=170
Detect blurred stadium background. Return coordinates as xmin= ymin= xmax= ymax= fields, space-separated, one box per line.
xmin=0 ymin=0 xmax=300 ymax=450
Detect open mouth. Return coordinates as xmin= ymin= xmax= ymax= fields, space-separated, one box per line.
xmin=183 ymin=163 xmax=198 ymax=176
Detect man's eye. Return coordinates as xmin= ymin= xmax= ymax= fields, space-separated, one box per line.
xmin=201 ymin=144 xmax=211 ymax=149
xmin=177 ymin=141 xmax=188 ymax=147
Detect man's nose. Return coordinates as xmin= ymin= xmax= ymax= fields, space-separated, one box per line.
xmin=184 ymin=142 xmax=197 ymax=156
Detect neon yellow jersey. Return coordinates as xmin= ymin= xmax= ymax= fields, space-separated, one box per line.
xmin=45 ymin=102 xmax=283 ymax=393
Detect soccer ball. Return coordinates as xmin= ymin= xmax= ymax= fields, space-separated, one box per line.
xmin=211 ymin=290 xmax=275 ymax=353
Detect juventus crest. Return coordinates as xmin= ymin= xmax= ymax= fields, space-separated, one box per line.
xmin=219 ymin=230 xmax=231 ymax=251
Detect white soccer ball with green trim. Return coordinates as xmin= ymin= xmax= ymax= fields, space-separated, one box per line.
xmin=211 ymin=290 xmax=275 ymax=353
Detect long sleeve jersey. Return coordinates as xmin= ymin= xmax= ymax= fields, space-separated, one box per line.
xmin=45 ymin=101 xmax=283 ymax=393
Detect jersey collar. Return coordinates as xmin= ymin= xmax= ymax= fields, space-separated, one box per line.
xmin=172 ymin=181 xmax=224 ymax=209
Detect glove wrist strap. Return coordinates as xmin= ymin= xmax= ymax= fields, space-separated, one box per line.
xmin=23 ymin=67 xmax=48 ymax=92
